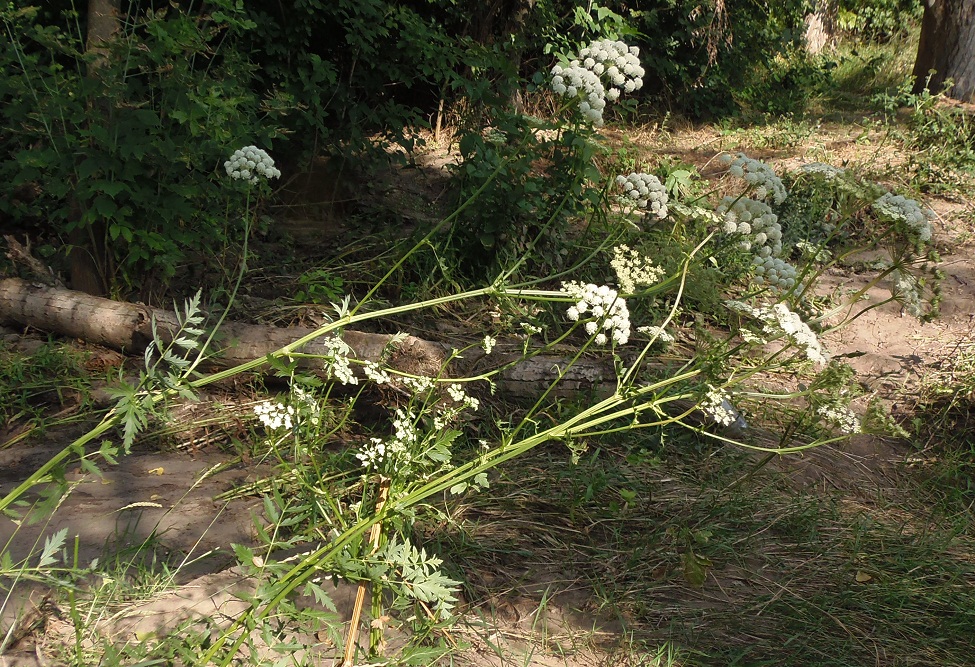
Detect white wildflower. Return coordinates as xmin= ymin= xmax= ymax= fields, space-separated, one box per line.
xmin=717 ymin=197 xmax=784 ymax=259
xmin=610 ymin=244 xmax=665 ymax=294
xmin=799 ymin=162 xmax=845 ymax=180
xmin=224 ymin=146 xmax=281 ymax=183
xmin=482 ymin=335 xmax=497 ymax=354
xmin=363 ymin=361 xmax=391 ymax=385
xmin=356 ymin=409 xmax=417 ymax=469
xmin=615 ymin=172 xmax=668 ymax=220
xmin=292 ymin=386 xmax=321 ymax=426
xmin=549 ymin=40 xmax=643 ymax=127
xmin=636 ymin=325 xmax=674 ymax=345
xmin=873 ymin=192 xmax=934 ymax=244
xmin=719 ymin=152 xmax=787 ymax=204
xmin=254 ymin=400 xmax=295 ymax=431
xmin=561 ymin=281 xmax=630 ymax=345
xmin=446 ymin=383 xmax=480 ymax=411
xmin=400 ymin=375 xmax=435 ymax=394
xmin=816 ymin=404 xmax=861 ymax=434
xmin=752 ymin=255 xmax=798 ymax=291
xmin=322 ymin=335 xmax=357 ymax=385
xmin=700 ymin=386 xmax=740 ymax=427
xmin=726 ymin=300 xmax=829 ymax=365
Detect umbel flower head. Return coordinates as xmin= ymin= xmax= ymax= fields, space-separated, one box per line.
xmin=719 ymin=153 xmax=787 ymax=205
xmin=716 ymin=196 xmax=784 ymax=258
xmin=549 ymin=39 xmax=644 ymax=127
xmin=225 ymin=146 xmax=281 ymax=184
xmin=726 ymin=300 xmax=829 ymax=365
xmin=610 ymin=244 xmax=665 ymax=294
xmin=616 ymin=172 xmax=668 ymax=219
xmin=561 ymin=281 xmax=631 ymax=345
xmin=872 ymin=192 xmax=934 ymax=244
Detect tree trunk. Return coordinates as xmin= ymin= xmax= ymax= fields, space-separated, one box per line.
xmin=913 ymin=0 xmax=975 ymax=101
xmin=68 ymin=0 xmax=121 ymax=296
xmin=804 ymin=0 xmax=837 ymax=55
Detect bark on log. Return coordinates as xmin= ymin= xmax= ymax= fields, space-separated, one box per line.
xmin=0 ymin=278 xmax=630 ymax=399
xmin=0 ymin=278 xmax=446 ymax=380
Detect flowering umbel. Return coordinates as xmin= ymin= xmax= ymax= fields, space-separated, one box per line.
xmin=719 ymin=152 xmax=787 ymax=204
xmin=872 ymin=192 xmax=934 ymax=244
xmin=549 ymin=40 xmax=644 ymax=127
xmin=561 ymin=281 xmax=631 ymax=345
xmin=225 ymin=146 xmax=282 ymax=183
xmin=616 ymin=172 xmax=668 ymax=219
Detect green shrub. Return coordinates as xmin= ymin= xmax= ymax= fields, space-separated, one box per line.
xmin=0 ymin=3 xmax=285 ymax=292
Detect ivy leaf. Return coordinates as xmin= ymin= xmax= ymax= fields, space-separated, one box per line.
xmin=682 ymin=549 xmax=712 ymax=588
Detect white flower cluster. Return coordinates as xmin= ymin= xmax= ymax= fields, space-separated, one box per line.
xmin=700 ymin=386 xmax=740 ymax=427
xmin=322 ymin=335 xmax=357 ymax=385
xmin=636 ymin=325 xmax=674 ymax=345
xmin=891 ymin=269 xmax=924 ymax=318
xmin=764 ymin=303 xmax=829 ymax=365
xmin=446 ymin=383 xmax=480 ymax=412
xmin=716 ymin=196 xmax=784 ymax=258
xmin=550 ymin=40 xmax=644 ymax=126
xmin=816 ymin=404 xmax=861 ymax=434
xmin=616 ymin=172 xmax=668 ymax=219
xmin=482 ymin=336 xmax=496 ymax=354
xmin=400 ymin=375 xmax=435 ymax=394
xmin=254 ymin=401 xmax=295 ymax=431
xmin=432 ymin=383 xmax=480 ymax=430
xmin=363 ymin=361 xmax=392 ymax=385
xmin=752 ymin=255 xmax=797 ymax=290
xmin=872 ymin=192 xmax=934 ymax=243
xmin=356 ymin=408 xmax=417 ymax=469
xmin=719 ymin=153 xmax=787 ymax=204
xmin=225 ymin=146 xmax=281 ymax=183
xmin=799 ymin=162 xmax=846 ymax=180
xmin=561 ymin=281 xmax=631 ymax=345
xmin=726 ymin=301 xmax=829 ymax=365
xmin=610 ymin=244 xmax=665 ymax=294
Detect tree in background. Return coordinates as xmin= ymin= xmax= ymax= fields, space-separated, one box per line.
xmin=912 ymin=0 xmax=975 ymax=101
xmin=69 ymin=0 xmax=120 ymax=296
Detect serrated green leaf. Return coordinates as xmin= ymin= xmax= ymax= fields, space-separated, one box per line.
xmin=232 ymin=543 xmax=254 ymax=565
xmin=262 ymin=496 xmax=281 ymax=523
xmin=78 ymin=456 xmax=102 ymax=478
xmin=172 ymin=336 xmax=198 ymax=351
xmin=38 ymin=527 xmax=68 ymax=568
xmin=303 ymin=581 xmax=338 ymax=613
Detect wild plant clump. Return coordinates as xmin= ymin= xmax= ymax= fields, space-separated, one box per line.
xmin=1 ymin=26 xmax=951 ymax=666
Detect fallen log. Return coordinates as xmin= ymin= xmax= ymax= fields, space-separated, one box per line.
xmin=0 ymin=278 xmax=623 ymax=399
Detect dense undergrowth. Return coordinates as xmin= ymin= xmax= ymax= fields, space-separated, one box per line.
xmin=2 ymin=1 xmax=975 ymax=665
